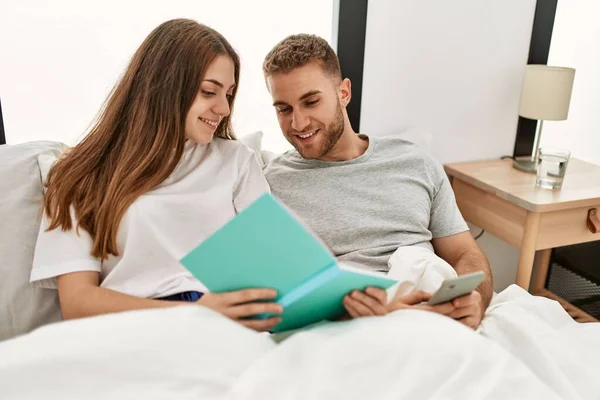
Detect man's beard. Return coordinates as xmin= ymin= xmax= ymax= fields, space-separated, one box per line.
xmin=295 ymin=100 xmax=345 ymax=160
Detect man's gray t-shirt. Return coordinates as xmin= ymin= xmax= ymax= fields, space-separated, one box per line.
xmin=264 ymin=135 xmax=468 ymax=272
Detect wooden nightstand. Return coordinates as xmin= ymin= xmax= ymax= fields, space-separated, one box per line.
xmin=445 ymin=158 xmax=600 ymax=322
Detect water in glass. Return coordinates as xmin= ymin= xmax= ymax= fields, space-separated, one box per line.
xmin=536 ymin=152 xmax=569 ymax=189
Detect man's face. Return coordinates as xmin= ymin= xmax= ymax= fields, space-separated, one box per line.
xmin=267 ymin=62 xmax=348 ymax=160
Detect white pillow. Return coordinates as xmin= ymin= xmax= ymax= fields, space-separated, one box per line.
xmin=0 ymin=141 xmax=68 ymax=341
xmin=238 ymin=130 xmax=282 ymax=167
xmin=238 ymin=130 xmax=265 ymax=166
xmin=261 ymin=149 xmax=278 ymax=165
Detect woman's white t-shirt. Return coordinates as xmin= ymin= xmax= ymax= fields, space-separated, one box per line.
xmin=30 ymin=138 xmax=270 ymax=298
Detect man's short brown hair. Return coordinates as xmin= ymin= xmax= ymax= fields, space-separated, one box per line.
xmin=263 ymin=34 xmax=342 ymax=81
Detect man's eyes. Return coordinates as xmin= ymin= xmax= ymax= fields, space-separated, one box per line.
xmin=276 ymin=100 xmax=319 ymax=114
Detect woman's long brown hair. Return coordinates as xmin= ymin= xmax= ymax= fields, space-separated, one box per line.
xmin=44 ymin=19 xmax=240 ymax=260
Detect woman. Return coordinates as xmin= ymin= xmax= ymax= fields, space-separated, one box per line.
xmin=30 ymin=19 xmax=282 ymax=332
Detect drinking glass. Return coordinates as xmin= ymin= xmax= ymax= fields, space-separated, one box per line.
xmin=536 ymin=147 xmax=570 ymax=189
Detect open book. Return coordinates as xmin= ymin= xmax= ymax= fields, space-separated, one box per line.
xmin=180 ymin=193 xmax=397 ymax=333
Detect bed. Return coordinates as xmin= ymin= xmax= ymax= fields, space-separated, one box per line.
xmin=1 ymin=294 xmax=599 ymax=399
xmin=1 ymin=134 xmax=599 ymax=399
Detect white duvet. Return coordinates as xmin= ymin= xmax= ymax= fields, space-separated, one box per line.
xmin=1 ymin=248 xmax=599 ymax=399
xmin=0 ymin=305 xmax=563 ymax=400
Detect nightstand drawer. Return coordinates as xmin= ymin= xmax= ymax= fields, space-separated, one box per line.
xmin=452 ymin=178 xmax=527 ymax=248
xmin=536 ymin=205 xmax=600 ymax=249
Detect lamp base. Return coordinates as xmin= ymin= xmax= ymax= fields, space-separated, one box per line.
xmin=512 ymin=158 xmax=537 ymax=173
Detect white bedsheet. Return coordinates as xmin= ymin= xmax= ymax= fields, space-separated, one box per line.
xmin=1 ymin=247 xmax=599 ymax=399
xmin=0 ymin=306 xmax=275 ymax=399
xmin=387 ymin=246 xmax=600 ymax=400
xmin=0 ymin=306 xmax=561 ymax=400
xmin=229 ymin=310 xmax=561 ymax=399
xmin=480 ymin=286 xmax=600 ymax=399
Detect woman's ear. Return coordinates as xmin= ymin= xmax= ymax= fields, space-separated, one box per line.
xmin=339 ymin=78 xmax=352 ymax=107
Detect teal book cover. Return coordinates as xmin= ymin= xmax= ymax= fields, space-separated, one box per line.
xmin=180 ymin=193 xmax=397 ymax=332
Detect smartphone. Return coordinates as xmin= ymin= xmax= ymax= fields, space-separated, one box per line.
xmin=427 ymin=271 xmax=485 ymax=305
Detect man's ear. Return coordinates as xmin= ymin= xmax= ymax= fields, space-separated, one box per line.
xmin=339 ymin=78 xmax=352 ymax=107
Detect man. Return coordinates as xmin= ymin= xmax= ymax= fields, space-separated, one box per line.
xmin=262 ymin=34 xmax=493 ymax=329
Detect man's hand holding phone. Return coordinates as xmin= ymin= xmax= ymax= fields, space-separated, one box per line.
xmin=446 ymin=290 xmax=485 ymax=329
xmin=426 ymin=271 xmax=486 ymax=329
xmin=342 ymin=271 xmax=486 ymax=329
xmin=343 ymin=288 xmax=456 ymax=318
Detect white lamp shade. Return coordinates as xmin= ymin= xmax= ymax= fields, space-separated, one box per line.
xmin=518 ymin=65 xmax=575 ymax=121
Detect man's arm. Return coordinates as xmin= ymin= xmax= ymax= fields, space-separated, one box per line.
xmin=432 ymin=231 xmax=493 ymax=328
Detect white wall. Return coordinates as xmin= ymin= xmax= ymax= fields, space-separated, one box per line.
xmin=361 ymin=0 xmax=537 ymax=164
xmin=539 ymin=0 xmax=600 ymax=166
xmin=0 ymin=0 xmax=333 ymax=153
xmin=360 ymin=0 xmax=537 ymax=291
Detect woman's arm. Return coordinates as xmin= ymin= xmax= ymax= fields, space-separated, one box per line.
xmin=57 ymin=271 xmax=186 ymax=319
xmin=57 ymin=271 xmax=283 ymax=331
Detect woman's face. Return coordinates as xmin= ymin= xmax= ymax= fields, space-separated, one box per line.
xmin=185 ymin=55 xmax=236 ymax=144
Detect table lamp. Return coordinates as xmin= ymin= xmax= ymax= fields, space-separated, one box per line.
xmin=513 ymin=65 xmax=576 ymax=173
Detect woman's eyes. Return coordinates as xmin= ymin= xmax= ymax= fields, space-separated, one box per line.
xmin=202 ymin=90 xmax=233 ymax=101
